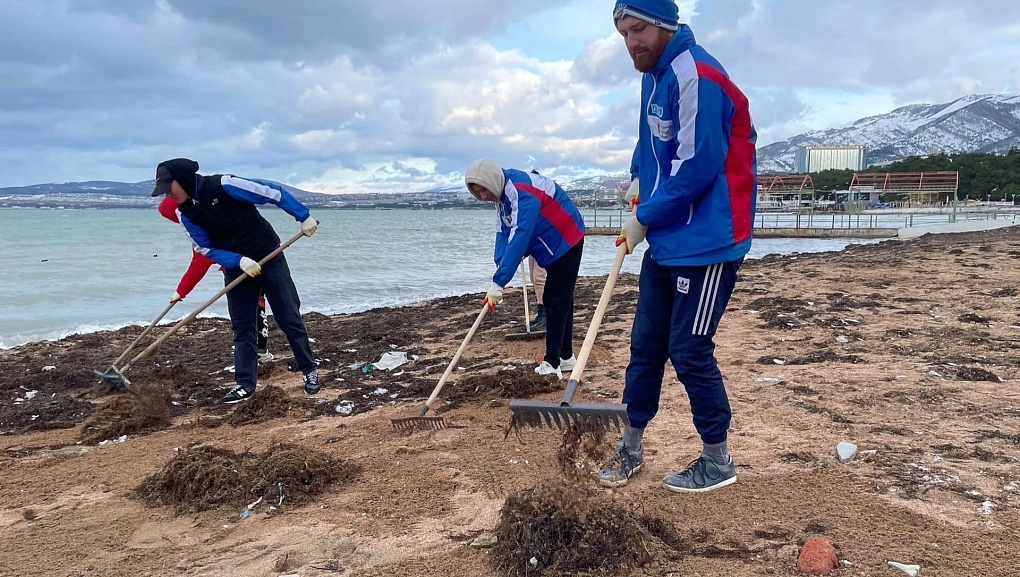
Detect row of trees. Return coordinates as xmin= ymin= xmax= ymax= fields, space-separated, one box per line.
xmin=808 ymin=148 xmax=1020 ymax=201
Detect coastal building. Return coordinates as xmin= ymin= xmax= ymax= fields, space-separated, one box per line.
xmin=757 ymin=174 xmax=815 ymax=211
xmin=848 ymin=171 xmax=959 ymax=208
xmin=795 ymin=145 xmax=868 ymax=173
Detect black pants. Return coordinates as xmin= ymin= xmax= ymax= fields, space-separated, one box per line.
xmin=542 ymin=238 xmax=583 ymax=367
xmin=257 ymin=293 xmax=268 ymax=351
xmin=223 ymin=254 xmax=316 ymax=390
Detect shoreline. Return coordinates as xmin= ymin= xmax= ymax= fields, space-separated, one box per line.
xmin=7 ymin=218 xmax=1017 ymax=350
xmin=9 ymin=218 xmax=1019 ymax=351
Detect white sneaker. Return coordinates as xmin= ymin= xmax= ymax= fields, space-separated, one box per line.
xmin=535 ymin=361 xmax=562 ymax=379
xmin=257 ymin=349 xmax=274 ymax=363
xmin=558 ymin=355 xmax=577 ymax=372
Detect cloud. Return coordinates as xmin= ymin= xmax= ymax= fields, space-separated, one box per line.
xmin=692 ymin=0 xmax=1020 ymax=138
xmin=0 ymin=0 xmax=1017 ymax=189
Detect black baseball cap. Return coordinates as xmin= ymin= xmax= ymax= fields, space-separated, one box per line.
xmin=151 ymin=165 xmax=174 ymax=196
xmin=151 ymin=158 xmax=200 ymax=197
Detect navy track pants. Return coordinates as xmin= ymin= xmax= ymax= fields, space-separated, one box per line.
xmin=623 ymin=252 xmax=741 ymax=443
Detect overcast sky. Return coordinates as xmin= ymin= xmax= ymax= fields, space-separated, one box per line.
xmin=1 ymin=0 xmax=1017 ymax=192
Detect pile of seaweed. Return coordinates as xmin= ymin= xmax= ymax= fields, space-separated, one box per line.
xmin=137 ymin=443 xmax=361 ymax=513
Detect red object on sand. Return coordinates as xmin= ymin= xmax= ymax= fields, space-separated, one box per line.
xmin=796 ymin=537 xmax=839 ymax=575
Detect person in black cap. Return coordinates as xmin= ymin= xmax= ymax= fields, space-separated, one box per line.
xmin=153 ymin=158 xmax=322 ymax=404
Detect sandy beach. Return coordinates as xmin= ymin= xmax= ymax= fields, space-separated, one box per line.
xmin=2 ymin=227 xmax=1019 ymax=577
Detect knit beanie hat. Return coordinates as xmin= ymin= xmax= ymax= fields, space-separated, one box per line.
xmin=465 ymin=159 xmax=506 ymax=201
xmin=152 ymin=158 xmax=200 ymax=197
xmin=613 ymin=0 xmax=680 ymax=31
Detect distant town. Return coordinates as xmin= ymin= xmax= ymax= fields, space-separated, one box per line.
xmin=0 ymin=186 xmax=632 ymax=211
xmin=3 ymin=145 xmax=1019 ymax=212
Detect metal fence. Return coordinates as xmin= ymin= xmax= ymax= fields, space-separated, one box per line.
xmin=579 ymin=206 xmax=627 ymax=229
xmin=578 ymin=202 xmax=1020 ymax=232
xmin=755 ymin=208 xmax=1020 ymax=230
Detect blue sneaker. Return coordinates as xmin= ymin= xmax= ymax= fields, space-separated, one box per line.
xmin=597 ymin=443 xmax=644 ymax=488
xmin=662 ymin=456 xmax=737 ymax=493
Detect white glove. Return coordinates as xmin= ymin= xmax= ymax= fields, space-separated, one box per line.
xmin=624 ymin=178 xmax=640 ymax=210
xmin=170 ymin=292 xmax=183 ymax=303
xmin=239 ymin=257 xmax=262 ymax=278
xmin=616 ymin=215 xmax=648 ymax=255
xmin=484 ymin=282 xmax=504 ymax=310
xmin=301 ymin=216 xmax=318 ymax=237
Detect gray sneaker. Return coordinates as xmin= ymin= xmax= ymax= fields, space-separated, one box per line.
xmin=597 ymin=443 xmax=644 ymax=488
xmin=303 ymin=369 xmax=321 ymax=395
xmin=662 ymin=456 xmax=737 ymax=493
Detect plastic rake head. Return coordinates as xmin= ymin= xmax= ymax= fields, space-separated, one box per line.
xmin=508 ymin=400 xmax=629 ymax=432
xmin=390 ymin=416 xmax=447 ymax=431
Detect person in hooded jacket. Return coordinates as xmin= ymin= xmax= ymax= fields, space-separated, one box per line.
xmin=158 ymin=197 xmax=273 ymax=362
xmin=601 ymin=0 xmax=757 ymax=494
xmin=152 ymin=158 xmax=321 ymax=404
xmin=465 ymin=159 xmax=585 ymax=379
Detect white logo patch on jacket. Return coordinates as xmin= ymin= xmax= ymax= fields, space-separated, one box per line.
xmin=647 ymin=115 xmax=675 ymax=142
xmin=676 ymin=276 xmax=690 ymax=294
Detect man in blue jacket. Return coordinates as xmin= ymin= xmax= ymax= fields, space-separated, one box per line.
xmin=465 ymin=159 xmax=585 ymax=379
xmin=153 ymin=158 xmax=321 ymax=404
xmin=599 ymin=0 xmax=757 ymax=493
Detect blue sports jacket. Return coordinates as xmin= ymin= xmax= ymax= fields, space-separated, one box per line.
xmin=630 ymin=25 xmax=758 ymax=266
xmin=176 ymin=174 xmax=311 ymax=270
xmin=492 ymin=169 xmax=585 ymax=287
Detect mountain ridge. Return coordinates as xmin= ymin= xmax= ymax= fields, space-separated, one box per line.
xmin=757 ymin=93 xmax=1020 ymax=173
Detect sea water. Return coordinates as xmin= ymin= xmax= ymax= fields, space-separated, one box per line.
xmin=0 ymin=208 xmax=879 ymax=348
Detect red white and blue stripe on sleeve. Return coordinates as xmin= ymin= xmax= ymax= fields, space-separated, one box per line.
xmin=493 ymin=179 xmax=539 ymax=287
xmin=220 ymin=176 xmax=311 ymax=222
xmin=179 ymin=215 xmax=243 ymax=270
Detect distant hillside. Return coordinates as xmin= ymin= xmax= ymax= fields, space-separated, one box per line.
xmin=0 ymin=173 xmax=631 ymax=209
xmin=0 ymin=179 xmax=318 ymax=200
xmin=0 ymin=180 xmax=155 ymax=197
xmin=758 ymin=93 xmax=1020 ymax=173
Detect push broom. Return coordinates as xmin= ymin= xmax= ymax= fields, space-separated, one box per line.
xmin=508 ymin=242 xmax=630 ymax=432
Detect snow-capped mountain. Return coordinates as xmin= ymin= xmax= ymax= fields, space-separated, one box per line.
xmin=758 ymin=93 xmax=1020 ymax=173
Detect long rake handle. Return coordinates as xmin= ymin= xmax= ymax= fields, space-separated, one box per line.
xmin=420 ymin=303 xmax=489 ymax=415
xmin=519 ymin=260 xmax=532 ymax=333
xmin=110 ymin=300 xmax=177 ymax=367
xmin=120 ymin=231 xmax=307 ymax=372
xmin=560 ymin=242 xmax=627 ymax=405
